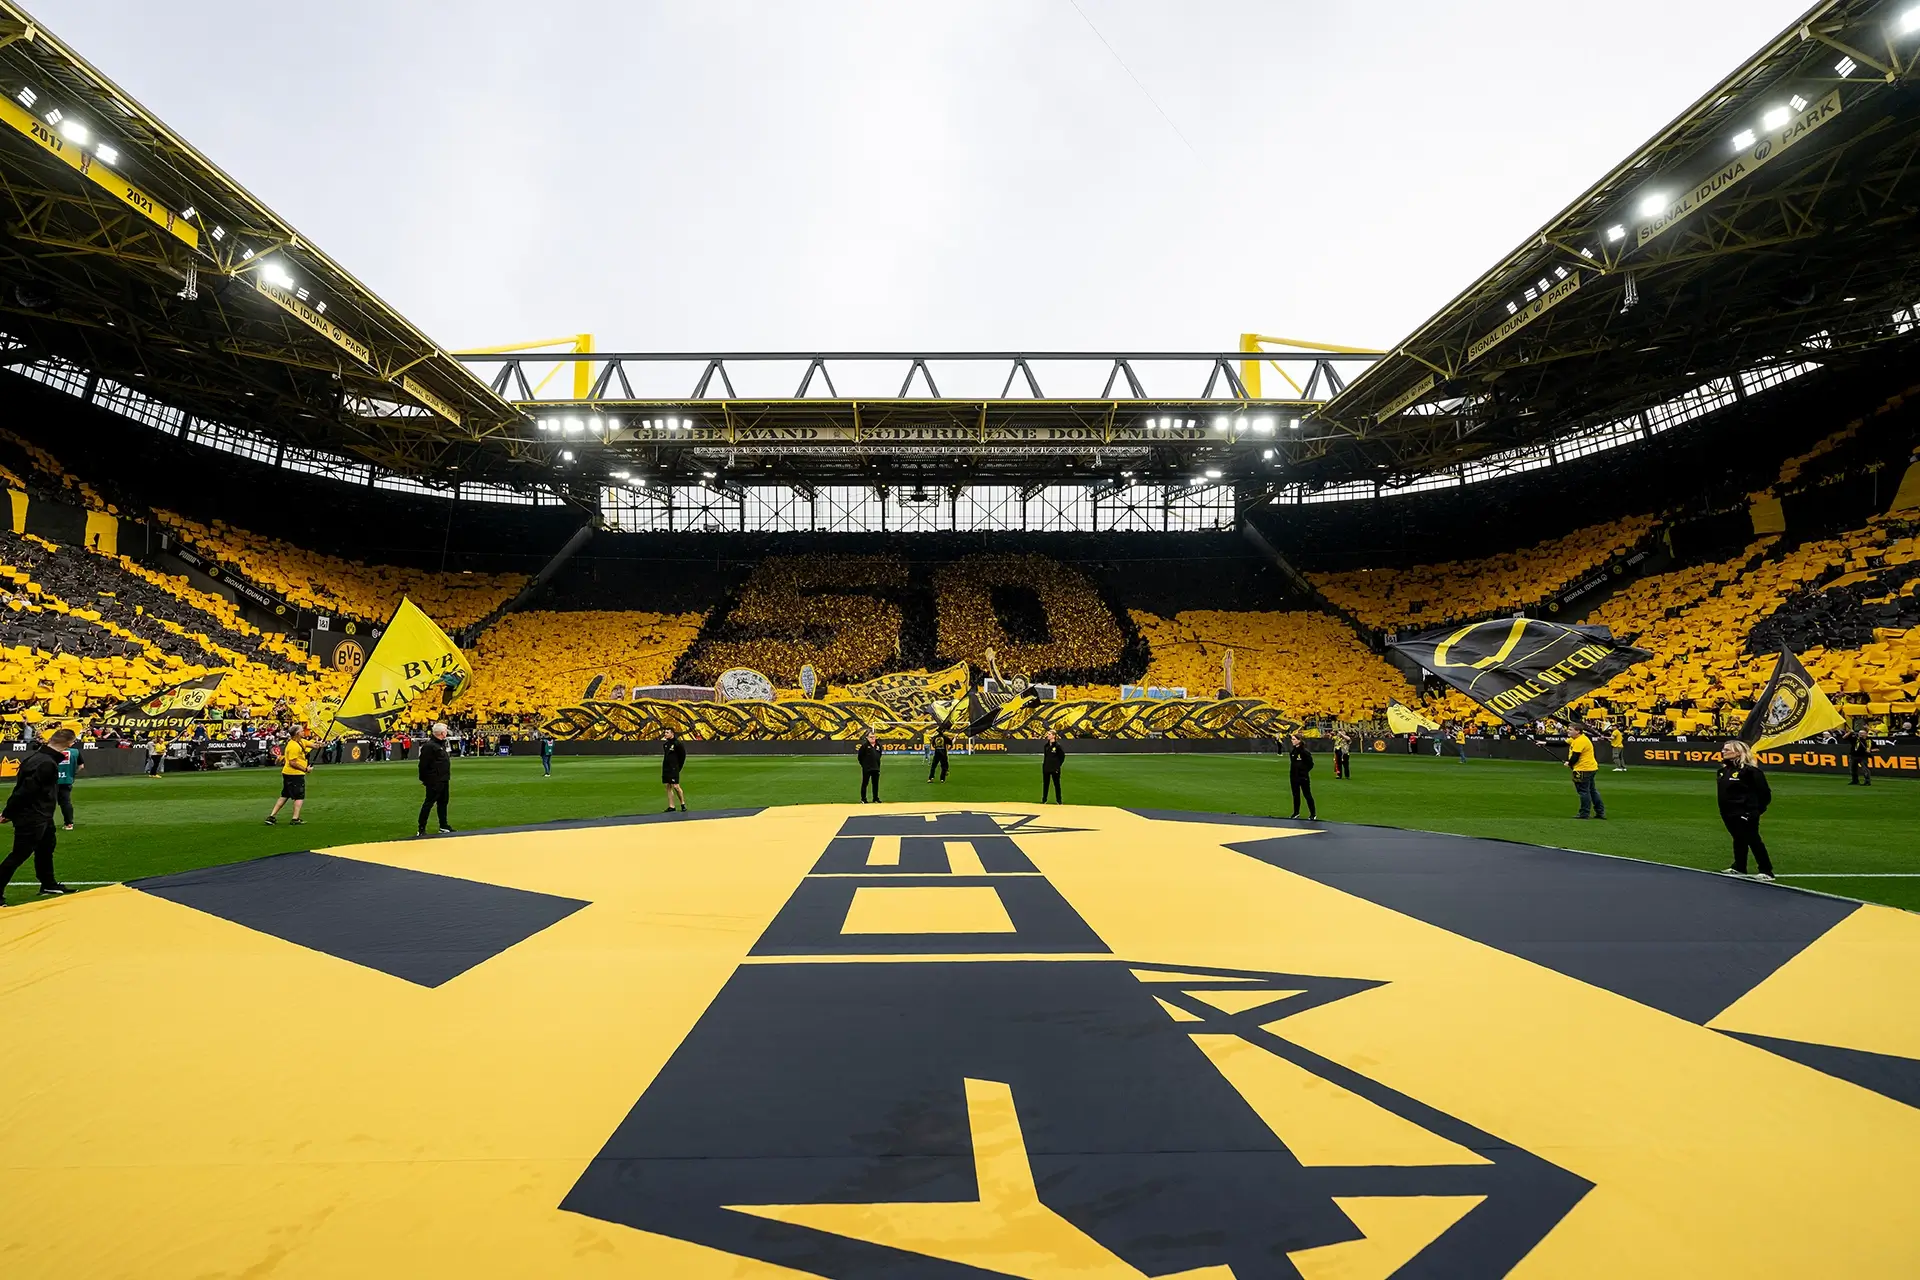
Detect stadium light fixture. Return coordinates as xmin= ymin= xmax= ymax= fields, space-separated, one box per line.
xmin=1288 ymin=418 xmax=1300 ymax=429
xmin=1731 ymin=129 xmax=1755 ymax=151
xmin=14 ymin=87 xmax=34 ymax=108
xmin=1836 ymin=55 xmax=1858 ymax=75
xmin=260 ymin=261 xmax=295 ymax=290
xmin=1901 ymin=6 xmax=1920 ymax=35
xmin=1204 ymin=469 xmax=1222 ymax=480
xmin=1262 ymin=448 xmax=1275 ymax=460
xmin=210 ymin=226 xmax=225 ymax=241
xmin=1506 ymin=301 xmax=1519 ymax=315
xmin=1760 ymin=105 xmax=1790 ymax=131
xmin=1212 ymin=415 xmax=1229 ymax=432
xmin=564 ymin=418 xmax=584 ymax=435
xmin=95 ymin=143 xmax=118 ymax=166
xmin=1254 ymin=417 xmax=1275 ymax=433
xmin=702 ymin=471 xmax=716 ymax=479
xmin=43 ymin=108 xmax=61 ymax=125
xmin=1789 ymin=94 xmax=1808 ymax=112
xmin=611 ymin=470 xmax=630 ymax=479
xmin=1637 ymin=193 xmax=1669 ymax=218
xmin=559 ymin=450 xmax=574 ymax=461
xmin=1606 ymin=225 xmax=1626 ymax=242
xmin=57 ymin=118 xmax=87 ymax=144
xmin=314 ymin=301 xmax=327 ymax=313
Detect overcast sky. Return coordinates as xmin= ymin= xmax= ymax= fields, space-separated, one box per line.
xmin=39 ymin=0 xmax=1808 ymax=364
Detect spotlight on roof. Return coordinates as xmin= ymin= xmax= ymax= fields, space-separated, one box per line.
xmin=1606 ymin=225 xmax=1626 ymax=242
xmin=1637 ymin=193 xmax=1668 ymax=218
xmin=611 ymin=470 xmax=630 ymax=479
xmin=1254 ymin=417 xmax=1275 ymax=433
xmin=1730 ymin=129 xmax=1755 ymax=151
xmin=1204 ymin=469 xmax=1222 ymax=480
xmin=180 ymin=205 xmax=196 ymax=220
xmin=1261 ymin=448 xmax=1275 ymax=460
xmin=1760 ymin=105 xmax=1791 ymax=130
xmin=1836 ymin=55 xmax=1858 ymax=75
xmin=57 ymin=118 xmax=87 ymax=144
xmin=1900 ymin=6 xmax=1920 ymax=35
xmin=260 ymin=261 xmax=295 ymax=289
xmin=559 ymin=450 xmax=574 ymax=461
xmin=563 ymin=418 xmax=584 ymax=435
xmin=14 ymin=87 xmax=34 ymax=108
xmin=95 ymin=143 xmax=118 ymax=166
xmin=702 ymin=471 xmax=716 ymax=479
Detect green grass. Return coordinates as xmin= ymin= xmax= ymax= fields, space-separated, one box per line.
xmin=13 ymin=753 xmax=1918 ymax=911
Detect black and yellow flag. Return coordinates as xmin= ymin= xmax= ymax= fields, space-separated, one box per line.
xmin=103 ymin=673 xmax=225 ymax=730
xmin=1389 ymin=618 xmax=1650 ymax=725
xmin=1738 ymin=647 xmax=1845 ymax=751
xmin=327 ymin=598 xmax=470 ymax=739
xmin=1385 ymin=701 xmax=1439 ymax=734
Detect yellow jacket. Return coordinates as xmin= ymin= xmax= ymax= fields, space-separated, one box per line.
xmin=1567 ymin=733 xmax=1598 ymax=774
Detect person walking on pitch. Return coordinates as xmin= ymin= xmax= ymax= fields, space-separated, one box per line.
xmin=1848 ymin=725 xmax=1872 ymax=786
xmin=416 ymin=722 xmax=454 ymax=835
xmin=541 ymin=735 xmax=555 ymax=777
xmin=1040 ymin=730 xmax=1065 ymax=803
xmin=662 ymin=728 xmax=688 ymax=812
xmin=1566 ymin=721 xmax=1605 ymax=819
xmin=1332 ymin=731 xmax=1350 ymax=780
xmin=55 ymin=737 xmax=81 ymax=829
xmin=1716 ymin=739 xmax=1774 ymax=881
xmin=1287 ymin=731 xmax=1316 ymax=820
xmin=0 ymin=726 xmax=77 ymax=903
xmin=265 ymin=730 xmax=311 ymax=826
xmin=927 ymin=727 xmax=952 ymax=783
xmin=858 ymin=733 xmax=882 ymax=803
xmin=1454 ymin=725 xmax=1468 ymax=764
xmin=1610 ymin=725 xmax=1628 ymax=772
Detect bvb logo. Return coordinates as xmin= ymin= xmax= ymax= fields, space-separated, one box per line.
xmin=1763 ymin=673 xmax=1813 ymax=737
xmin=331 ymin=638 xmax=367 ymax=675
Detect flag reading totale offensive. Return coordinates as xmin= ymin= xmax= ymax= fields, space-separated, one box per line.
xmin=1738 ymin=646 xmax=1845 ymax=751
xmin=326 ymin=598 xmax=470 ymax=739
xmin=1389 ymin=618 xmax=1650 ymax=725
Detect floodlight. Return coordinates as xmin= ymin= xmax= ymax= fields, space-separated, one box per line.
xmin=1731 ymin=129 xmax=1755 ymax=151
xmin=43 ymin=108 xmax=61 ymax=125
xmin=1901 ymin=6 xmax=1920 ymax=35
xmin=1288 ymin=418 xmax=1300 ymax=429
xmin=1213 ymin=415 xmax=1229 ymax=432
xmin=1789 ymin=94 xmax=1808 ymax=112
xmin=95 ymin=143 xmax=118 ymax=165
xmin=1254 ymin=416 xmax=1275 ymax=432
xmin=57 ymin=119 xmax=87 ymax=144
xmin=210 ymin=226 xmax=225 ymax=241
xmin=1761 ymin=106 xmax=1790 ymax=131
xmin=611 ymin=470 xmax=630 ymax=479
xmin=1204 ymin=468 xmax=1222 ymax=480
xmin=1262 ymin=448 xmax=1274 ymax=460
xmin=180 ymin=206 xmax=196 ymax=220
xmin=1606 ymin=225 xmax=1626 ymax=242
xmin=1637 ymin=193 xmax=1668 ymax=218
xmin=261 ymin=262 xmax=294 ymax=289
xmin=559 ymin=450 xmax=574 ymax=461
xmin=702 ymin=471 xmax=716 ymax=479
xmin=563 ymin=418 xmax=584 ymax=435
xmin=1506 ymin=301 xmax=1519 ymax=315
xmin=14 ymin=87 xmax=34 ymax=107
xmin=314 ymin=301 xmax=326 ymax=313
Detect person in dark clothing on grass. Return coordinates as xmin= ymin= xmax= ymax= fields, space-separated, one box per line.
xmin=858 ymin=733 xmax=882 ymax=803
xmin=1848 ymin=726 xmax=1872 ymax=786
xmin=1041 ymin=730 xmax=1065 ymax=803
xmin=1717 ymin=739 xmax=1775 ymax=881
xmin=0 ymin=727 xmax=77 ymax=904
xmin=55 ymin=739 xmax=81 ymax=829
xmin=1287 ymin=731 xmax=1316 ymax=820
xmin=541 ymin=735 xmax=555 ymax=777
xmin=416 ymin=722 xmax=453 ymax=835
xmin=927 ymin=728 xmax=952 ymax=783
xmin=662 ymin=728 xmax=688 ymax=812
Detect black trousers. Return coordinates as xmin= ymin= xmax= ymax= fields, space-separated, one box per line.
xmin=418 ymin=781 xmax=450 ymax=831
xmin=57 ymin=784 xmax=74 ymax=825
xmin=1290 ymin=774 xmax=1315 ymax=819
xmin=929 ymin=751 xmax=948 ymax=781
xmin=1041 ymin=770 xmax=1061 ymax=803
xmin=861 ymin=769 xmax=881 ymax=802
xmin=0 ymin=818 xmax=58 ymax=891
xmin=1723 ymin=811 xmax=1772 ymax=875
xmin=1851 ymin=753 xmax=1870 ymax=785
xmin=1333 ymin=750 xmax=1349 ymax=779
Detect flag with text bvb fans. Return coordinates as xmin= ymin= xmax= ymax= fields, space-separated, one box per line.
xmin=1389 ymin=618 xmax=1651 ymax=726
xmin=1738 ymin=647 xmax=1845 ymax=751
xmin=1385 ymin=701 xmax=1439 ymax=734
xmin=327 ymin=598 xmax=471 ymax=739
xmin=103 ymin=673 xmax=225 ymax=731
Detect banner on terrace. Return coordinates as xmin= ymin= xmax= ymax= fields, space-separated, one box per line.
xmin=1385 ymin=702 xmax=1439 ymax=734
xmin=326 ymin=598 xmax=470 ymax=739
xmin=101 ymin=673 xmax=225 ymax=731
xmin=1389 ymin=618 xmax=1651 ymax=726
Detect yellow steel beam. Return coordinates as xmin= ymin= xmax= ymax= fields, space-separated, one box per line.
xmin=0 ymin=93 xmax=198 ymax=249
xmin=1239 ymin=333 xmax=1383 ymax=400
xmin=452 ymin=333 xmax=594 ymax=401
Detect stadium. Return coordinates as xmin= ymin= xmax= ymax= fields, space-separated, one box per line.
xmin=2 ymin=0 xmax=1919 ymax=1274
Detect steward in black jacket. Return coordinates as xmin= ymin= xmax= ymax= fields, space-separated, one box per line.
xmin=858 ymin=735 xmax=882 ymax=803
xmin=1 ymin=730 xmax=77 ymax=900
xmin=1715 ymin=743 xmax=1774 ymax=878
xmin=1040 ymin=731 xmax=1065 ymax=803
xmin=416 ymin=728 xmax=453 ymax=835
xmin=1286 ymin=733 xmax=1316 ymax=821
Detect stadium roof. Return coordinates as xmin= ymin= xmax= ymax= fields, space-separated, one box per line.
xmin=0 ymin=2 xmax=526 ymax=478
xmin=1315 ymin=0 xmax=1920 ymax=485
xmin=3 ymin=0 xmax=1918 ymax=500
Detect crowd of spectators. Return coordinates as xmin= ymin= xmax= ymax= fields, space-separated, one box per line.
xmin=1310 ymin=515 xmax=1659 ymax=634
xmin=465 ymin=610 xmax=706 ymax=720
xmin=932 ymin=554 xmax=1129 ymax=682
xmin=157 ymin=511 xmax=526 ymax=629
xmin=1125 ymin=610 xmax=1412 ymax=722
xmin=680 ymin=555 xmax=909 ymax=686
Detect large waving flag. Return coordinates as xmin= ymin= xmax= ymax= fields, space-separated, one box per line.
xmin=1738 ymin=647 xmax=1845 ymax=751
xmin=327 ymin=598 xmax=470 ymax=739
xmin=1385 ymin=701 xmax=1439 ymax=734
xmin=1389 ymin=618 xmax=1650 ymax=726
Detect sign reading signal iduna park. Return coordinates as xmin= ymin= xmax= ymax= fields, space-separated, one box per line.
xmin=2 ymin=806 xmax=1916 ymax=1277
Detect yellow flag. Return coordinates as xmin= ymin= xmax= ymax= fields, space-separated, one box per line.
xmin=327 ymin=598 xmax=470 ymax=739
xmin=1386 ymin=701 xmax=1439 ymax=734
xmin=1739 ymin=647 xmax=1846 ymax=752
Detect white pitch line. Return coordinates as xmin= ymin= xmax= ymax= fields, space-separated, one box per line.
xmin=1777 ymin=873 xmax=1920 ymax=879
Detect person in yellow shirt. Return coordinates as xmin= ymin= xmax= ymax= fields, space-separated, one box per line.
xmin=1610 ymin=725 xmax=1627 ymax=772
xmin=265 ymin=730 xmax=311 ymax=827
xmin=1565 ymin=721 xmax=1605 ymax=819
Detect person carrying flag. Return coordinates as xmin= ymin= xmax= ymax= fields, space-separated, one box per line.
xmin=265 ymin=729 xmax=311 ymax=826
xmin=1565 ymin=721 xmax=1605 ymax=820
xmin=1716 ymin=739 xmax=1774 ymax=881
xmin=927 ymin=727 xmax=952 ymax=783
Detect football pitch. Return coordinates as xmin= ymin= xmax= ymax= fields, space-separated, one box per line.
xmin=19 ymin=751 xmax=1917 ymax=913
